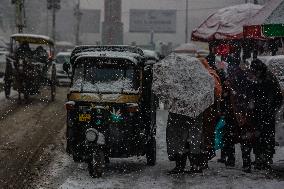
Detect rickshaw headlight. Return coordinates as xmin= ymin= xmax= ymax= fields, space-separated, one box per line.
xmin=85 ymin=128 xmax=98 ymax=142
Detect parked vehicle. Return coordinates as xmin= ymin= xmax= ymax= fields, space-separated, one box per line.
xmin=64 ymin=46 xmax=158 ymax=178
xmin=0 ymin=50 xmax=8 ymax=77
xmin=55 ymin=51 xmax=71 ymax=86
xmin=4 ymin=34 xmax=56 ymax=101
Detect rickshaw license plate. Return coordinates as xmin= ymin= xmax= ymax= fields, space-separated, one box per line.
xmin=79 ymin=114 xmax=91 ymax=122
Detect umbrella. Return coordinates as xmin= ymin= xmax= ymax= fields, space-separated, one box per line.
xmin=191 ymin=3 xmax=262 ymax=42
xmin=244 ymin=0 xmax=284 ymax=38
xmin=152 ymin=53 xmax=215 ymax=118
xmin=173 ymin=43 xmax=202 ymax=55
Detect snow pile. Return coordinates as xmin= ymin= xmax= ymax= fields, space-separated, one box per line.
xmin=71 ymin=78 xmax=138 ymax=93
xmin=153 ymin=53 xmax=215 ymax=118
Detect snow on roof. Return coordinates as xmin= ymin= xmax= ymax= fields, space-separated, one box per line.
xmin=174 ymin=43 xmax=202 ymax=53
xmin=143 ymin=49 xmax=159 ymax=60
xmin=56 ymin=41 xmax=74 ymax=46
xmin=192 ymin=3 xmax=263 ymax=41
xmin=10 ymin=33 xmax=54 ymax=44
xmin=74 ymin=51 xmax=140 ymax=65
xmin=56 ymin=51 xmax=72 ymax=57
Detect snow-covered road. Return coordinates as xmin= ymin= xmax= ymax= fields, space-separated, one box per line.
xmin=36 ymin=110 xmax=284 ymax=189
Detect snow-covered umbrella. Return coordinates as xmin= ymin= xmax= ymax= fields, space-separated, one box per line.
xmin=152 ymin=53 xmax=215 ymax=118
xmin=191 ymin=3 xmax=262 ymax=42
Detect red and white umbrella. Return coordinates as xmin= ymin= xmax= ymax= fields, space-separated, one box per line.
xmin=191 ymin=3 xmax=262 ymax=42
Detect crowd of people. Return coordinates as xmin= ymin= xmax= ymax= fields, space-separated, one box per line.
xmin=166 ymin=52 xmax=283 ymax=174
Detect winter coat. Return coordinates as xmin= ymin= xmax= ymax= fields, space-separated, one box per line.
xmin=228 ymin=67 xmax=256 ymax=143
xmin=252 ymin=70 xmax=283 ymax=156
xmin=199 ymin=58 xmax=222 ymax=99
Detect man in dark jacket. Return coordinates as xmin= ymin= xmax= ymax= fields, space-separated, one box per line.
xmin=228 ymin=62 xmax=256 ymax=173
xmin=250 ymin=59 xmax=283 ymax=170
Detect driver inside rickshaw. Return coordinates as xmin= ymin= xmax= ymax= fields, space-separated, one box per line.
xmin=16 ymin=41 xmax=32 ymax=59
xmin=33 ymin=46 xmax=48 ymax=63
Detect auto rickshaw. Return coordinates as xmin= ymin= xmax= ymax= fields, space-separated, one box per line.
xmin=4 ymin=34 xmax=56 ymax=101
xmin=64 ymin=46 xmax=158 ymax=178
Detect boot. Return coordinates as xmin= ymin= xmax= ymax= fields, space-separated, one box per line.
xmin=225 ymin=155 xmax=235 ymax=167
xmin=189 ymin=154 xmax=203 ymax=173
xmin=167 ymin=155 xmax=187 ymax=175
xmin=217 ymin=150 xmax=226 ymax=163
xmin=243 ymin=160 xmax=252 ymax=173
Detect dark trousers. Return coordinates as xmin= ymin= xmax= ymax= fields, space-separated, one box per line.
xmin=241 ymin=140 xmax=253 ymax=169
xmin=222 ymin=116 xmax=236 ymax=164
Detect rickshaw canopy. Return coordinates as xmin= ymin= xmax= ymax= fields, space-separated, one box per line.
xmin=11 ymin=34 xmax=54 ymax=46
xmin=70 ymin=45 xmax=144 ymax=67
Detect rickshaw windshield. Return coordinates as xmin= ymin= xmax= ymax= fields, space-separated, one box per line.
xmin=72 ymin=58 xmax=140 ymax=93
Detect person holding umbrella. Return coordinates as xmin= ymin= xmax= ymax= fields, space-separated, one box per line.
xmin=152 ymin=53 xmax=215 ymax=174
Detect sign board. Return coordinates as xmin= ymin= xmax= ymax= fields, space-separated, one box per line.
xmin=129 ymin=9 xmax=176 ymax=33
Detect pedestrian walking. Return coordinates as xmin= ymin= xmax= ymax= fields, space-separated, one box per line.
xmin=152 ymin=53 xmax=215 ymax=175
xmin=227 ymin=60 xmax=256 ymax=173
xmin=250 ymin=59 xmax=283 ymax=170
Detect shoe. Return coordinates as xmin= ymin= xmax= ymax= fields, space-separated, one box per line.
xmin=243 ymin=167 xmax=252 ymax=173
xmin=190 ymin=168 xmax=203 ymax=173
xmin=217 ymin=158 xmax=226 ymax=163
xmin=189 ymin=164 xmax=203 ymax=174
xmin=167 ymin=167 xmax=185 ymax=175
xmin=225 ymin=160 xmax=235 ymax=167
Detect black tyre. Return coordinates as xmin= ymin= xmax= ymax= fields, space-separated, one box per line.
xmin=88 ymin=150 xmax=105 ymax=178
xmin=4 ymin=79 xmax=11 ymax=99
xmin=72 ymin=154 xmax=83 ymax=162
xmin=146 ymin=137 xmax=156 ymax=166
xmin=50 ymin=64 xmax=56 ymax=101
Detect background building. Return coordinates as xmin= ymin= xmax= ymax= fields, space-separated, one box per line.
xmin=0 ymin=0 xmax=269 ymax=46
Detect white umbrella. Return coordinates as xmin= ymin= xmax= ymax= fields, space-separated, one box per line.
xmin=152 ymin=53 xmax=215 ymax=118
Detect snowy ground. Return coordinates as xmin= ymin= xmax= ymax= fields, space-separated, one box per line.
xmin=36 ymin=110 xmax=284 ymax=189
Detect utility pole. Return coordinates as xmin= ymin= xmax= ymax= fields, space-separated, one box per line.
xmin=102 ymin=0 xmax=123 ymax=45
xmin=47 ymin=0 xmax=61 ymax=41
xmin=74 ymin=0 xmax=82 ymax=45
xmin=185 ymin=0 xmax=189 ymax=43
xmin=11 ymin=0 xmax=26 ymax=33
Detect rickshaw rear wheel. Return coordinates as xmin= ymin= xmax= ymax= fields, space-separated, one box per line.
xmin=88 ymin=150 xmax=105 ymax=178
xmin=146 ymin=136 xmax=156 ymax=166
xmin=50 ymin=64 xmax=56 ymax=101
xmin=4 ymin=79 xmax=11 ymax=99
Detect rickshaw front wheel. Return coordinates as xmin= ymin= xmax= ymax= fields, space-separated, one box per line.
xmin=88 ymin=149 xmax=105 ymax=178
xmin=146 ymin=136 xmax=156 ymax=166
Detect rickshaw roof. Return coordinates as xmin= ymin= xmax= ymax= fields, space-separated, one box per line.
xmin=142 ymin=49 xmax=159 ymax=62
xmin=11 ymin=34 xmax=54 ymax=45
xmin=74 ymin=51 xmax=140 ymax=66
xmin=71 ymin=45 xmax=144 ymax=66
